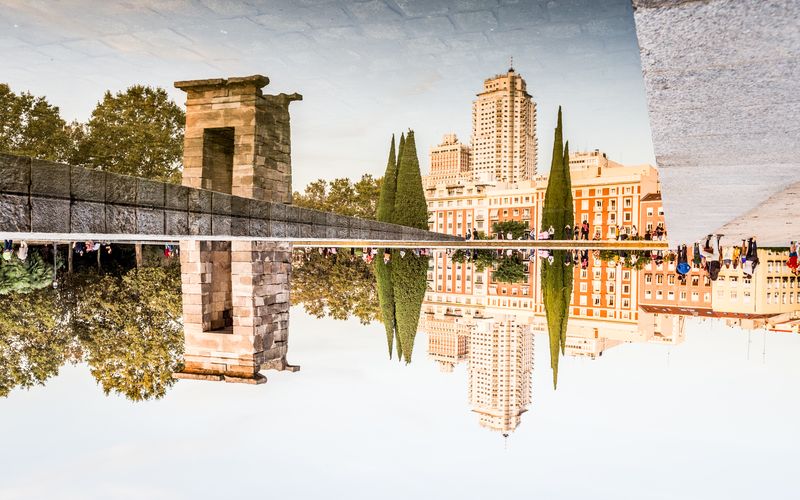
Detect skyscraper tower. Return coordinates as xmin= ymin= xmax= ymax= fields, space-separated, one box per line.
xmin=471 ymin=67 xmax=537 ymax=183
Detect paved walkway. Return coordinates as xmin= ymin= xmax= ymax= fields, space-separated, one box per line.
xmin=633 ymin=0 xmax=800 ymax=247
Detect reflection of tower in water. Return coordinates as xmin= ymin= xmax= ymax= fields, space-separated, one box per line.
xmin=468 ymin=316 xmax=533 ymax=434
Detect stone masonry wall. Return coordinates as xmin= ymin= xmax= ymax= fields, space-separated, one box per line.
xmin=0 ymin=153 xmax=459 ymax=242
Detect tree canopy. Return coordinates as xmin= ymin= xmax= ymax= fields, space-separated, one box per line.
xmin=81 ymin=85 xmax=185 ymax=183
xmin=67 ymin=266 xmax=184 ymax=401
xmin=0 ymin=83 xmax=77 ymax=162
xmin=0 ymin=83 xmax=185 ymax=183
xmin=377 ymin=251 xmax=428 ymax=363
xmin=291 ymin=250 xmax=380 ymax=324
xmin=492 ymin=220 xmax=530 ymax=239
xmin=293 ymin=174 xmax=381 ymax=219
xmin=0 ymin=257 xmax=184 ymax=402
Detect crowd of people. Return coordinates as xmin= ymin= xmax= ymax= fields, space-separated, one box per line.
xmin=675 ymin=235 xmax=763 ymax=282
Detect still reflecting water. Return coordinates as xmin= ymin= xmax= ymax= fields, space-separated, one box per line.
xmin=1 ymin=242 xmax=798 ymax=499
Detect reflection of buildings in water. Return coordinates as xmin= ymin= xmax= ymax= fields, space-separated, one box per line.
xmin=468 ymin=316 xmax=533 ymax=434
xmin=713 ymin=249 xmax=799 ymax=316
xmin=424 ymin=314 xmax=470 ymax=373
xmin=421 ymin=306 xmax=533 ymax=434
xmin=175 ymin=240 xmax=298 ymax=384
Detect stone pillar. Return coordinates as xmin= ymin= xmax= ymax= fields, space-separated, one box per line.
xmin=175 ymin=75 xmax=302 ymax=203
xmin=174 ymin=74 xmax=302 ymax=384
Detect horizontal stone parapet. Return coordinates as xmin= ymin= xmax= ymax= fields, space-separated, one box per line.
xmin=0 ymin=153 xmax=462 ymax=242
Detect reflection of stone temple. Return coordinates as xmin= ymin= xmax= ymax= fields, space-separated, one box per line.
xmin=172 ymin=75 xmax=300 ymax=384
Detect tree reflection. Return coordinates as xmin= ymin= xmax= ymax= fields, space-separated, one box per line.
xmin=376 ymin=250 xmax=428 ymax=363
xmin=541 ymin=251 xmax=572 ymax=388
xmin=69 ymin=268 xmax=183 ymax=401
xmin=0 ymin=287 xmax=75 ymax=397
xmin=0 ymin=263 xmax=183 ymax=402
xmin=291 ymin=250 xmax=380 ymax=324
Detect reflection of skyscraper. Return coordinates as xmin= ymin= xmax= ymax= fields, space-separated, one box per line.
xmin=468 ymin=317 xmax=533 ymax=434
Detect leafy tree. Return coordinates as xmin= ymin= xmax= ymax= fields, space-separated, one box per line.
xmin=293 ymin=174 xmax=381 ymax=219
xmin=0 ymin=287 xmax=74 ymax=397
xmin=291 ymin=250 xmax=380 ymax=324
xmin=492 ymin=220 xmax=529 ymax=239
xmin=72 ymin=267 xmax=184 ymax=401
xmin=392 ymin=131 xmax=428 ymax=229
xmin=0 ymin=83 xmax=75 ymax=161
xmin=81 ymin=85 xmax=185 ymax=183
xmin=376 ymin=134 xmax=398 ymax=222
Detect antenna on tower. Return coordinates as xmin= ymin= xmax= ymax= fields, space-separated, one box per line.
xmin=509 ymin=56 xmax=514 ymax=72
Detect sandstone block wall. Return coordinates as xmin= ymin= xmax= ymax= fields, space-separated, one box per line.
xmin=175 ymin=75 xmax=300 ymax=204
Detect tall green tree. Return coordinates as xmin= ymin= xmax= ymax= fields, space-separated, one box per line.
xmin=541 ymin=107 xmax=568 ymax=235
xmin=376 ymin=134 xmax=398 ymax=222
xmin=293 ymin=174 xmax=381 ymax=219
xmin=540 ymin=107 xmax=574 ymax=389
xmin=0 ymin=83 xmax=75 ymax=162
xmin=81 ymin=85 xmax=185 ymax=183
xmin=392 ymin=130 xmax=428 ymax=229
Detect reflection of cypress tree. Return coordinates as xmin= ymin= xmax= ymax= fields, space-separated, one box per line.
xmin=392 ymin=131 xmax=428 ymax=230
xmin=376 ymin=135 xmax=398 ymax=222
xmin=540 ymin=107 xmax=574 ymax=389
xmin=374 ymin=256 xmax=397 ymax=359
xmin=390 ymin=252 xmax=428 ymax=363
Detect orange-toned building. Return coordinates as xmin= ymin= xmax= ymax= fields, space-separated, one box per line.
xmin=639 ymin=192 xmax=666 ymax=236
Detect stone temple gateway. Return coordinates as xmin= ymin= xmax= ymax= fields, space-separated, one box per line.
xmin=175 ymin=75 xmax=301 ymax=384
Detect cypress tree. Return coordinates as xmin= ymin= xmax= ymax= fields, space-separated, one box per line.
xmin=560 ymin=140 xmax=574 ymax=355
xmin=540 ymin=107 xmax=574 ymax=389
xmin=376 ymin=135 xmax=398 ymax=222
xmin=392 ymin=130 xmax=428 ymax=229
xmin=397 ymin=133 xmax=406 ymax=172
xmin=541 ymin=107 xmax=566 ymax=235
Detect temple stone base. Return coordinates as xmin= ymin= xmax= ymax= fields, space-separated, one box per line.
xmin=176 ymin=240 xmax=295 ymax=383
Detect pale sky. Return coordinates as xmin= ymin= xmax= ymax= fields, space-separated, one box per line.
xmin=0 ymin=0 xmax=656 ymax=190
xmin=1 ymin=309 xmax=798 ymax=499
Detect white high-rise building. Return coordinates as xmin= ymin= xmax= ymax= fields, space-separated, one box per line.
xmin=471 ymin=68 xmax=537 ymax=183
